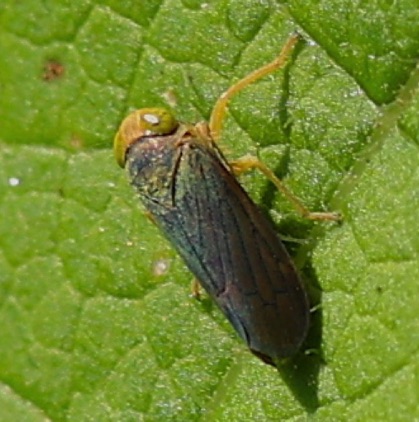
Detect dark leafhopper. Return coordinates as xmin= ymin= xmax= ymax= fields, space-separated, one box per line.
xmin=114 ymin=34 xmax=339 ymax=366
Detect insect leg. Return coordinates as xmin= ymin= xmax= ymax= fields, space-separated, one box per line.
xmin=209 ymin=33 xmax=302 ymax=141
xmin=144 ymin=210 xmax=158 ymax=225
xmin=230 ymin=155 xmax=340 ymax=221
xmin=191 ymin=279 xmax=202 ymax=300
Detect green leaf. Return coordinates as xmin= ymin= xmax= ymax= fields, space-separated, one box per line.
xmin=1 ymin=0 xmax=418 ymax=420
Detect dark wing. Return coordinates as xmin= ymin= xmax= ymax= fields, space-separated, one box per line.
xmin=143 ymin=142 xmax=309 ymax=362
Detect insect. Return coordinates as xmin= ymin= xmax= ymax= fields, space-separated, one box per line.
xmin=114 ymin=34 xmax=339 ymax=366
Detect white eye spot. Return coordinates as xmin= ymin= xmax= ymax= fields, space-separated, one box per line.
xmin=143 ymin=113 xmax=160 ymax=125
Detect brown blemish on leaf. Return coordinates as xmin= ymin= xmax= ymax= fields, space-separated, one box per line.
xmin=43 ymin=60 xmax=65 ymax=82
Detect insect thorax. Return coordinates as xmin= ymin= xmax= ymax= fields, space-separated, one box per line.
xmin=126 ymin=135 xmax=180 ymax=206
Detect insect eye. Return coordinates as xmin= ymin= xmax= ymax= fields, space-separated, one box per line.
xmin=114 ymin=108 xmax=179 ymax=167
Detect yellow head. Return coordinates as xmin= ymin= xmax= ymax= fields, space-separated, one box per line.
xmin=113 ymin=108 xmax=179 ymax=167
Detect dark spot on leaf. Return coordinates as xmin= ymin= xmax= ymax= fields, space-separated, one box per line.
xmin=43 ymin=60 xmax=65 ymax=82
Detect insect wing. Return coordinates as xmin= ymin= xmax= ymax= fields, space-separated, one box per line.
xmin=129 ymin=139 xmax=309 ymax=363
